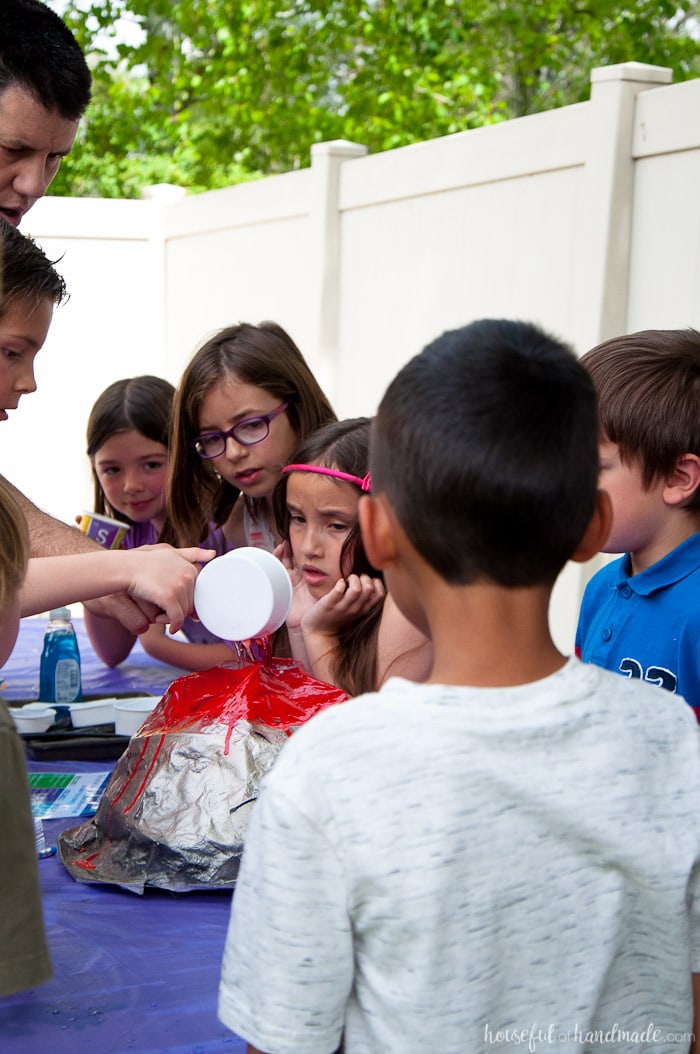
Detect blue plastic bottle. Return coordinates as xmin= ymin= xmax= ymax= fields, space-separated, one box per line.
xmin=39 ymin=607 xmax=82 ymax=703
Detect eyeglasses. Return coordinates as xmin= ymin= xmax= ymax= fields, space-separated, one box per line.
xmin=193 ymin=401 xmax=289 ymax=459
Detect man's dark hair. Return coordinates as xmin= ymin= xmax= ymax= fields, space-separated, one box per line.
xmin=582 ymin=329 xmax=700 ymax=510
xmin=371 ymin=318 xmax=599 ymax=587
xmin=2 ymin=0 xmax=91 ymax=119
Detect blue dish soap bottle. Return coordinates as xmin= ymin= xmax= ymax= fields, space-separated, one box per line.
xmin=39 ymin=607 xmax=82 ymax=703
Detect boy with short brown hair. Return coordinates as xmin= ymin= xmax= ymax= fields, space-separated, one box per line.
xmin=576 ymin=327 xmax=700 ymax=717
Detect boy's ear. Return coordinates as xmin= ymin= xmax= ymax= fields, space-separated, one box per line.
xmin=358 ymin=493 xmax=398 ymax=570
xmin=663 ymin=453 xmax=700 ymax=507
xmin=571 ymin=489 xmax=613 ymax=564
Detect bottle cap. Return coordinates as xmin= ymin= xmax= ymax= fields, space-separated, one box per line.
xmin=49 ymin=607 xmax=71 ymax=618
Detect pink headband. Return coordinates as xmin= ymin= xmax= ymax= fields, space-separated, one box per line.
xmin=282 ymin=464 xmax=372 ymax=492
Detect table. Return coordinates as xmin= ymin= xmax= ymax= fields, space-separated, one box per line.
xmin=0 ymin=762 xmax=245 ymax=1054
xmin=1 ymin=615 xmax=191 ymax=703
xmin=0 ymin=621 xmax=247 ymax=1054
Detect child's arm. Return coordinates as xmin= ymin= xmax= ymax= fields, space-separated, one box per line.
xmin=83 ymin=611 xmax=238 ymax=672
xmin=139 ymin=624 xmax=238 ymax=671
xmin=20 ymin=546 xmax=215 ymax=633
xmin=6 ymin=476 xmax=170 ymax=636
xmin=374 ymin=592 xmax=432 ymax=687
xmin=83 ymin=532 xmax=229 ymax=667
xmin=83 ymin=605 xmax=138 ymax=668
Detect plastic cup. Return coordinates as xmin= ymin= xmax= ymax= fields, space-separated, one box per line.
xmin=9 ymin=705 xmax=55 ymax=734
xmin=69 ymin=698 xmax=118 ymax=728
xmin=193 ymin=547 xmax=292 ymax=642
xmin=78 ymin=511 xmax=130 ymax=549
xmin=114 ymin=697 xmax=159 ymax=736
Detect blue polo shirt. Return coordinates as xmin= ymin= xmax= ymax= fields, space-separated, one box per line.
xmin=576 ymin=531 xmax=700 ymax=719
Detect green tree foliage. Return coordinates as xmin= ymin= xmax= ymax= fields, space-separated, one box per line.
xmin=50 ymin=0 xmax=700 ymax=199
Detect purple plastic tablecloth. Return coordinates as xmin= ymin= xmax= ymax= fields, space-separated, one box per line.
xmin=1 ymin=616 xmax=190 ymax=703
xmin=0 ymin=622 xmax=247 ymax=1053
xmin=0 ymin=761 xmax=244 ymax=1053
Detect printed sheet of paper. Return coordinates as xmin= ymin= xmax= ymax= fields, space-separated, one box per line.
xmin=29 ymin=770 xmax=111 ymax=818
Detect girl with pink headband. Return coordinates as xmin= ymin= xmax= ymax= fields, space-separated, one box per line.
xmin=274 ymin=418 xmax=431 ymax=695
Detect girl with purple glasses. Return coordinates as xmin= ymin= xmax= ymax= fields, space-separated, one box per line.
xmin=165 ymin=321 xmax=336 ymax=554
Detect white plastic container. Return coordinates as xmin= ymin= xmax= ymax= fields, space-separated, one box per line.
xmin=10 ymin=705 xmax=56 ymax=734
xmin=114 ymin=697 xmax=159 ymax=737
xmin=69 ymin=698 xmax=118 ymax=728
xmin=193 ymin=547 xmax=292 ymax=642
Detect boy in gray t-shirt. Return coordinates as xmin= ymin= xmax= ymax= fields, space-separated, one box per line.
xmin=219 ymin=319 xmax=700 ymax=1054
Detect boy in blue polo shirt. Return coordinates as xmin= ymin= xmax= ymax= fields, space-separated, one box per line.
xmin=576 ymin=328 xmax=700 ymax=718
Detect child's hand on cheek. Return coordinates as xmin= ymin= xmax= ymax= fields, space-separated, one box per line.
xmin=274 ymin=541 xmax=294 ymax=572
xmin=274 ymin=541 xmax=315 ymax=631
xmin=303 ymin=574 xmax=385 ymax=636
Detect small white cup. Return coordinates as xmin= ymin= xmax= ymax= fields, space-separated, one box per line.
xmin=114 ymin=697 xmax=159 ymax=737
xmin=193 ymin=547 xmax=292 ymax=642
xmin=10 ymin=706 xmax=55 ymax=734
xmin=69 ymin=698 xmax=118 ymax=728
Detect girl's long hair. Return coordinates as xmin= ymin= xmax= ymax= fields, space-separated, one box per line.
xmin=164 ymin=321 xmax=336 ymax=546
xmin=274 ymin=417 xmax=383 ymax=696
xmin=86 ymin=375 xmax=175 ymax=523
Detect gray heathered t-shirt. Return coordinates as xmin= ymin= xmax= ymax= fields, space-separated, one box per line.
xmin=219 ymin=658 xmax=700 ymax=1054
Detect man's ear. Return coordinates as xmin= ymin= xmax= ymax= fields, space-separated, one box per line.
xmin=663 ymin=453 xmax=700 ymax=507
xmin=571 ymin=489 xmax=613 ymax=564
xmin=359 ymin=493 xmax=398 ymax=571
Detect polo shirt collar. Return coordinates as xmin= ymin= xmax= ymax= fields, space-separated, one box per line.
xmin=619 ymin=530 xmax=700 ymax=596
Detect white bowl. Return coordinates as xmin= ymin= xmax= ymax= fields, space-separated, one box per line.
xmin=194 ymin=547 xmax=292 ymax=642
xmin=69 ymin=697 xmax=117 ymax=728
xmin=114 ymin=697 xmax=159 ymax=737
xmin=10 ymin=706 xmax=55 ymax=734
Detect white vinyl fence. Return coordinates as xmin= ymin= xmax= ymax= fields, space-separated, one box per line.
xmin=6 ymin=60 xmax=700 ymax=649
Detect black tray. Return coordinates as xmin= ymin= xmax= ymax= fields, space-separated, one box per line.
xmin=22 ymin=726 xmax=130 ymax=761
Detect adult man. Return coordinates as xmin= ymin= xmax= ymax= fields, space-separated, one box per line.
xmin=0 ymin=0 xmax=90 ymax=227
